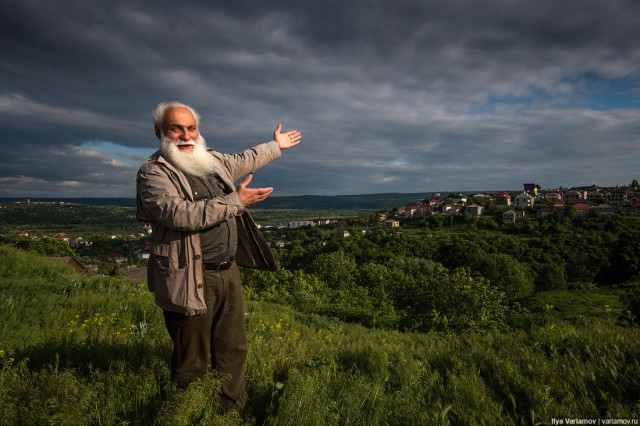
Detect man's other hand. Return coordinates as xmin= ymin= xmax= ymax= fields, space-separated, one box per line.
xmin=237 ymin=174 xmax=273 ymax=207
xmin=274 ymin=124 xmax=301 ymax=150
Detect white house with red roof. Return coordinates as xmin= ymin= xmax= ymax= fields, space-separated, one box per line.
xmin=400 ymin=205 xmax=421 ymax=217
xmin=553 ymin=201 xmax=566 ymax=211
xmin=494 ymin=192 xmax=512 ymax=206
xmin=429 ymin=197 xmax=443 ymax=207
xmin=630 ymin=200 xmax=640 ymax=214
xmin=575 ymin=203 xmax=591 ymax=218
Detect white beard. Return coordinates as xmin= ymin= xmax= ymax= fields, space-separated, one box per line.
xmin=159 ymin=134 xmax=220 ymax=178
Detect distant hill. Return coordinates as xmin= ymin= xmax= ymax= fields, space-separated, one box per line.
xmin=253 ymin=193 xmax=432 ymax=210
xmin=1 ymin=193 xmax=434 ymax=210
xmin=0 ymin=198 xmax=137 ymax=207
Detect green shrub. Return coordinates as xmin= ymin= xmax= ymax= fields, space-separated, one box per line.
xmin=397 ymin=268 xmax=508 ymax=333
xmin=474 ymin=253 xmax=535 ymax=301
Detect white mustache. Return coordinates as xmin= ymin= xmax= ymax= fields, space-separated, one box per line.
xmin=160 ymin=135 xmax=220 ymax=178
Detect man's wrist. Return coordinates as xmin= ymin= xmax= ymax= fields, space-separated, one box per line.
xmin=234 ymin=191 xmax=249 ymax=214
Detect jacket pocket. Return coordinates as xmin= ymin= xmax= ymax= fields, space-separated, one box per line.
xmin=152 ymin=242 xmax=186 ymax=268
xmin=150 ymin=253 xmax=188 ymax=308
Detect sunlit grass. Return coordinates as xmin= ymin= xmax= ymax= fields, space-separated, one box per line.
xmin=1 ymin=245 xmax=639 ymax=424
xmin=523 ymin=289 xmax=628 ymax=322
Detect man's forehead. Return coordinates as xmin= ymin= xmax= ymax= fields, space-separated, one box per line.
xmin=164 ymin=107 xmax=196 ymax=125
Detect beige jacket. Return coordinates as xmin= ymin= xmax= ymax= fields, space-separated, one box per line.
xmin=136 ymin=141 xmax=281 ymax=316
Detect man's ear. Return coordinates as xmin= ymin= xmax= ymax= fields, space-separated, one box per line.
xmin=154 ymin=126 xmax=162 ymax=140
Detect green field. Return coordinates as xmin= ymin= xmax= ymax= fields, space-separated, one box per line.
xmin=1 ymin=246 xmax=638 ymax=425
xmin=247 ymin=209 xmax=369 ymax=227
xmin=0 ymin=202 xmax=366 ymax=235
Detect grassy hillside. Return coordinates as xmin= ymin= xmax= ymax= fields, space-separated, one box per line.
xmin=1 ymin=245 xmax=638 ymax=425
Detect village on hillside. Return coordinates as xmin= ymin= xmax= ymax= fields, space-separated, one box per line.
xmin=381 ymin=181 xmax=640 ymax=229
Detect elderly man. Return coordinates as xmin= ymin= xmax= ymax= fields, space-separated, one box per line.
xmin=136 ymin=101 xmax=300 ymax=414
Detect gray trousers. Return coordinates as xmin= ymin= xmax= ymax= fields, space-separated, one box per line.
xmin=163 ymin=263 xmax=247 ymax=412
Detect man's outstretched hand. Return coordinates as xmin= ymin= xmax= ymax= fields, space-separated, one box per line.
xmin=237 ymin=174 xmax=273 ymax=208
xmin=238 ymin=124 xmax=298 ymax=207
xmin=274 ymin=124 xmax=301 ymax=150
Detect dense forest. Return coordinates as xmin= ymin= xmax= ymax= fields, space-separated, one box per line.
xmin=243 ymin=212 xmax=640 ymax=334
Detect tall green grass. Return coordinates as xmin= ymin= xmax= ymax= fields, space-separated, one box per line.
xmin=1 ymin=245 xmax=639 ymax=425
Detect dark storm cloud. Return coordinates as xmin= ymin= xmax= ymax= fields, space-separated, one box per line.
xmin=0 ymin=0 xmax=639 ymax=196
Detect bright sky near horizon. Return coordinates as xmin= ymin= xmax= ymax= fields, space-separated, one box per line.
xmin=1 ymin=0 xmax=639 ymax=197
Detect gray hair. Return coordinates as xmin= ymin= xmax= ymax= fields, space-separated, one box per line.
xmin=152 ymin=101 xmax=201 ymax=128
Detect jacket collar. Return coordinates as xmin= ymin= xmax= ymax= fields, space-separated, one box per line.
xmin=149 ymin=150 xmax=195 ymax=201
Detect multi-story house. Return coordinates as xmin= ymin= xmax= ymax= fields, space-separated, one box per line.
xmin=563 ymin=189 xmax=586 ymax=203
xmin=524 ymin=183 xmax=541 ymax=196
xmin=382 ymin=219 xmax=400 ymax=229
xmin=587 ymin=187 xmax=607 ymax=203
xmin=502 ymin=210 xmax=525 ymax=222
xmin=609 ymin=188 xmax=628 ymax=205
xmin=515 ymin=193 xmax=535 ymax=208
xmin=464 ymin=205 xmax=484 ymax=217
xmin=545 ymin=191 xmax=563 ymax=202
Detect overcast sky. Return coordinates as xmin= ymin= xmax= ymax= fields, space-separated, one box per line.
xmin=1 ymin=0 xmax=639 ymax=198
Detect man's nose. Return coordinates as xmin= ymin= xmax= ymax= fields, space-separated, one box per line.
xmin=179 ymin=130 xmax=189 ymax=140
